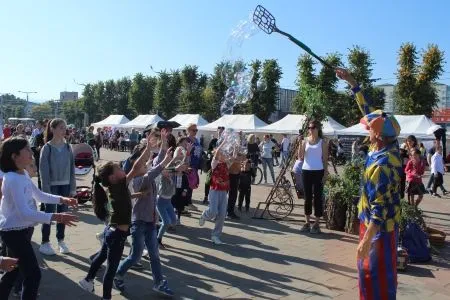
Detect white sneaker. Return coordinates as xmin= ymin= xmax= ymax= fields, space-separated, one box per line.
xmin=39 ymin=242 xmax=56 ymax=256
xmin=142 ymin=249 xmax=148 ymax=257
xmin=78 ymin=278 xmax=94 ymax=293
xmin=199 ymin=214 xmax=206 ymax=227
xmin=211 ymin=236 xmax=224 ymax=245
xmin=58 ymin=241 xmax=70 ymax=254
xmin=95 ymin=232 xmax=103 ymax=246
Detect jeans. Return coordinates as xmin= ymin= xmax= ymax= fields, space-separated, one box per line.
xmin=116 ymin=221 xmax=163 ymax=284
xmin=202 ymin=190 xmax=228 ymax=238
xmin=0 ymin=228 xmax=41 ymax=300
xmin=302 ymin=169 xmax=324 ymax=217
xmin=261 ymin=157 xmax=276 ymax=183
xmin=41 ymin=184 xmax=70 ymax=243
xmin=13 ymin=228 xmax=34 ymax=294
xmin=156 ymin=197 xmax=177 ymax=240
xmin=281 ymin=151 xmax=289 ymax=167
xmin=426 ymin=173 xmax=434 ymax=190
xmin=227 ymin=174 xmax=240 ymax=215
xmin=86 ymin=226 xmax=128 ymax=300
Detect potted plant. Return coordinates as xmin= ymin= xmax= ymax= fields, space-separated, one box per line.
xmin=342 ymin=160 xmax=364 ymax=235
xmin=324 ymin=175 xmax=349 ymax=231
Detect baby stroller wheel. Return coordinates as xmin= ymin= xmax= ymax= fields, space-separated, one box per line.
xmin=75 ymin=186 xmax=92 ymax=204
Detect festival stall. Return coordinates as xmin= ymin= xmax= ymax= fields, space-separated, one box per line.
xmin=169 ymin=114 xmax=209 ymax=129
xmin=118 ymin=114 xmax=165 ymax=130
xmin=91 ymin=115 xmax=130 ymax=130
xmin=198 ymin=114 xmax=268 ymax=132
xmin=255 ymin=114 xmax=346 ymax=137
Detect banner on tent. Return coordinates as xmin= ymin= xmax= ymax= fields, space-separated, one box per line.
xmin=432 ymin=109 xmax=450 ymax=123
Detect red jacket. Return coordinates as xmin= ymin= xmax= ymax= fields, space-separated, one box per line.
xmin=405 ymin=159 xmax=425 ymax=183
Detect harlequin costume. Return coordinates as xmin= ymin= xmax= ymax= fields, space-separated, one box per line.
xmin=353 ymin=86 xmax=402 ymax=300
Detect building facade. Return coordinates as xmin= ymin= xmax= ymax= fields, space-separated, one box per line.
xmin=269 ymin=87 xmax=298 ymax=122
xmin=60 ymin=91 xmax=78 ymax=102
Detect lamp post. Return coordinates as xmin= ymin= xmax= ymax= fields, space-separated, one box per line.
xmin=17 ymin=90 xmax=37 ymax=117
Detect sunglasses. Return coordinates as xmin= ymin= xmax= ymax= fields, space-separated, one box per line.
xmin=308 ymin=126 xmax=316 ymax=130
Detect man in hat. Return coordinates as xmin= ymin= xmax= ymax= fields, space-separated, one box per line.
xmin=337 ymin=68 xmax=401 ymax=300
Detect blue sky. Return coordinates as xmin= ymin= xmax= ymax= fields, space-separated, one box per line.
xmin=1 ymin=0 xmax=449 ymax=102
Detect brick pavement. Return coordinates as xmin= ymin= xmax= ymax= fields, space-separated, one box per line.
xmin=7 ymin=149 xmax=449 ymax=299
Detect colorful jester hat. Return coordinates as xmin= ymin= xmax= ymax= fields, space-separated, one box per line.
xmin=360 ymin=109 xmax=401 ymax=138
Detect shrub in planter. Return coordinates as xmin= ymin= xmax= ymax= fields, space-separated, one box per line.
xmin=324 ymin=175 xmax=349 ymax=231
xmin=342 ymin=160 xmax=364 ymax=235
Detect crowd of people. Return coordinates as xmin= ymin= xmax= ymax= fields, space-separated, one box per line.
xmin=0 ymin=68 xmax=447 ymax=300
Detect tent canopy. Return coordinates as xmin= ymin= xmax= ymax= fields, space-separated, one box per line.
xmin=255 ymin=114 xmax=346 ymax=136
xmin=169 ymin=114 xmax=209 ymax=129
xmin=337 ymin=114 xmax=438 ymax=139
xmin=92 ymin=115 xmax=130 ymax=127
xmin=199 ymin=114 xmax=267 ymax=132
xmin=119 ymin=115 xmax=164 ymax=130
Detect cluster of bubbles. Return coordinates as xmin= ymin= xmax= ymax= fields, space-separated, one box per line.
xmin=220 ymin=14 xmax=266 ymax=116
xmin=217 ymin=128 xmax=247 ymax=160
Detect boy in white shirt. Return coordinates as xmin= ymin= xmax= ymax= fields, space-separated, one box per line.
xmin=431 ymin=144 xmax=446 ymax=197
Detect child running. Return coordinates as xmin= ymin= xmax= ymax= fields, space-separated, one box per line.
xmin=114 ymin=129 xmax=181 ymax=296
xmin=0 ymin=137 xmax=78 ymax=299
xmin=78 ymin=129 xmax=161 ymax=300
xmin=199 ymin=140 xmax=237 ymax=244
xmin=405 ymin=149 xmax=426 ymax=207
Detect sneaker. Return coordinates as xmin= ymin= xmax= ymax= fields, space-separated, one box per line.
xmin=142 ymin=249 xmax=148 ymax=257
xmin=187 ymin=204 xmax=198 ymax=211
xmin=212 ymin=236 xmax=224 ymax=245
xmin=58 ymin=241 xmax=70 ymax=254
xmin=300 ymin=223 xmax=311 ymax=233
xmin=199 ymin=214 xmax=206 ymax=227
xmin=78 ymin=278 xmax=94 ymax=293
xmin=153 ymin=280 xmax=174 ymax=297
xmin=434 ymin=193 xmax=442 ymax=198
xmin=131 ymin=262 xmax=144 ymax=270
xmin=310 ymin=223 xmax=322 ymax=234
xmin=39 ymin=242 xmax=56 ymax=256
xmin=113 ymin=277 xmax=126 ymax=292
xmin=227 ymin=213 xmax=240 ymax=220
xmin=95 ymin=232 xmax=103 ymax=246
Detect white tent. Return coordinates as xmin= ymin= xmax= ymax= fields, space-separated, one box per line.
xmin=255 ymin=114 xmax=346 ymax=136
xmin=337 ymin=115 xmax=438 ymax=139
xmin=92 ymin=115 xmax=130 ymax=128
xmin=169 ymin=114 xmax=209 ymax=128
xmin=198 ymin=114 xmax=267 ymax=132
xmin=119 ymin=114 xmax=165 ymax=130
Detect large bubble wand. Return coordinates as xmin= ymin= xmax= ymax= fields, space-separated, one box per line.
xmin=253 ymin=5 xmax=332 ymax=69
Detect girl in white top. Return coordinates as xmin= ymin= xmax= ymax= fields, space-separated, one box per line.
xmin=259 ymin=135 xmax=276 ymax=184
xmin=299 ymin=120 xmax=328 ymax=234
xmin=0 ymin=137 xmax=78 ymax=299
xmin=431 ymin=144 xmax=446 ymax=197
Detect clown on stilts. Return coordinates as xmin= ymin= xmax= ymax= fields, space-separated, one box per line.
xmin=336 ymin=68 xmax=402 ymax=300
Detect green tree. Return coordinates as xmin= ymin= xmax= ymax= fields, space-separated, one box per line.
xmin=93 ymin=81 xmax=105 ymax=119
xmin=154 ymin=71 xmax=177 ymax=118
xmin=31 ymin=103 xmax=53 ymax=121
xmin=62 ymin=99 xmax=84 ymax=127
xmin=247 ymin=59 xmax=262 ymax=115
xmin=394 ymin=43 xmax=445 ymax=117
xmin=205 ymin=62 xmax=229 ymax=120
xmin=129 ymin=73 xmax=156 ymax=114
xmin=178 ymin=65 xmax=203 ymax=113
xmin=114 ymin=77 xmax=132 ymax=116
xmin=258 ymin=59 xmax=282 ymax=122
xmin=293 ymin=54 xmax=317 ymax=113
xmin=82 ymin=84 xmax=97 ymax=124
xmin=168 ymin=70 xmax=181 ymax=114
xmin=102 ymin=80 xmax=116 ymax=117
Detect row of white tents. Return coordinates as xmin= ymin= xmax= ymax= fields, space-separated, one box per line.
xmin=92 ymin=113 xmax=440 ymax=139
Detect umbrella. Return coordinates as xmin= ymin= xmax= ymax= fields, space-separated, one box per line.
xmin=426 ymin=124 xmax=443 ymax=135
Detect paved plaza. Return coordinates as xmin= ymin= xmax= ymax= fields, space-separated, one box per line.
xmin=20 ymin=149 xmax=450 ymax=299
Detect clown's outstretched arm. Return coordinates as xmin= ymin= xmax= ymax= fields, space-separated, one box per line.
xmin=336 ymin=68 xmax=375 ymax=116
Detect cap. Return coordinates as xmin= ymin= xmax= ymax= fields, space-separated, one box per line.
xmin=143 ymin=121 xmax=181 ymax=134
xmin=360 ymin=109 xmax=400 ymax=138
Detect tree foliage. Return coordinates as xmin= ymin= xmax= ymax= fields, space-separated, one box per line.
xmin=259 ymin=59 xmax=282 ymax=122
xmin=129 ymin=73 xmax=156 ymax=114
xmin=154 ymin=71 xmax=176 ymax=119
xmin=394 ymin=43 xmax=445 ymax=117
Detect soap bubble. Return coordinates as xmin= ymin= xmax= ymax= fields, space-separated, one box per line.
xmin=257 ymin=78 xmax=267 ymax=91
xmin=220 ymin=13 xmax=259 ymax=116
xmin=216 ymin=128 xmax=247 ymax=160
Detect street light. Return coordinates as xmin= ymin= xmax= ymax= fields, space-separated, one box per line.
xmin=17 ymin=90 xmax=37 ymax=116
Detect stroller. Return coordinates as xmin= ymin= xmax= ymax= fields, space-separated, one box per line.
xmin=72 ymin=143 xmax=97 ymax=204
